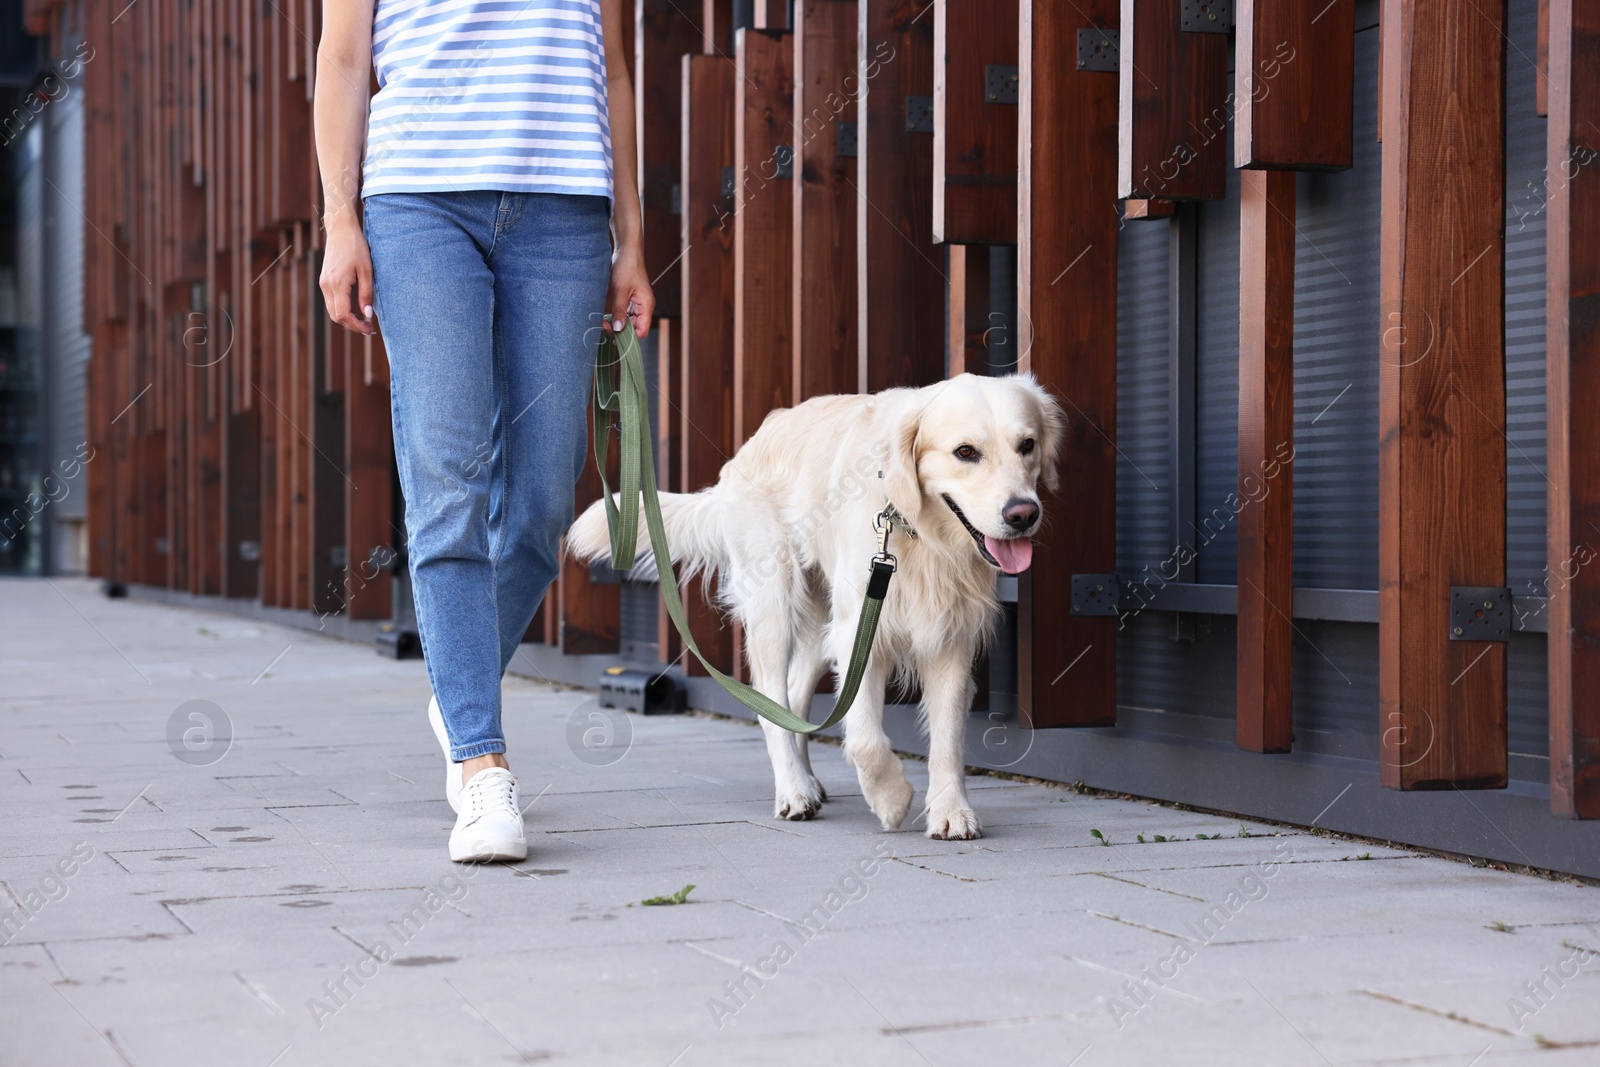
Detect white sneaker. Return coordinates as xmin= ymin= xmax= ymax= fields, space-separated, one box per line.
xmin=427 ymin=696 xmax=463 ymax=814
xmin=449 ymin=768 xmax=528 ymax=863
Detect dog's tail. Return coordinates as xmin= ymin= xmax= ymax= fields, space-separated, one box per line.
xmin=565 ymin=488 xmax=727 ymax=584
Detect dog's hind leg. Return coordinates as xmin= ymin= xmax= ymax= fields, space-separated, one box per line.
xmin=920 ymin=647 xmax=982 ymax=840
xmin=785 ymin=595 xmax=830 ymax=800
xmin=741 ymin=605 xmax=824 ymax=821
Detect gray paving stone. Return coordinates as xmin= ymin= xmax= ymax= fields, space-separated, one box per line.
xmin=4 ymin=577 xmax=1599 ymax=1067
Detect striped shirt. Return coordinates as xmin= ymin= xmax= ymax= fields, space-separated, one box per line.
xmin=362 ymin=0 xmax=612 ymax=200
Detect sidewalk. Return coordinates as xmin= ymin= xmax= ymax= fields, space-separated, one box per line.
xmin=3 ymin=577 xmax=1598 ymax=1067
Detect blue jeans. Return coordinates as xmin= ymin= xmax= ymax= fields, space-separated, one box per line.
xmin=364 ymin=190 xmax=611 ymax=761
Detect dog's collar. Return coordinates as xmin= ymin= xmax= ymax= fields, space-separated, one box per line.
xmin=875 ymin=470 xmax=919 ymax=541
xmin=879 ymin=502 xmax=918 ymax=539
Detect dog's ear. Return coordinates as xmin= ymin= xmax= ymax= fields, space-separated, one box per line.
xmin=881 ymin=403 xmax=923 ymax=525
xmin=1022 ymin=375 xmax=1068 ymax=493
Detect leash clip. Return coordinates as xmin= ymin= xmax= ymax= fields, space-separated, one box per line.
xmin=873 ymin=508 xmax=899 ymax=572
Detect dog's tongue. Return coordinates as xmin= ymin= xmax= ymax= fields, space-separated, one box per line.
xmin=984 ymin=536 xmax=1034 ymax=574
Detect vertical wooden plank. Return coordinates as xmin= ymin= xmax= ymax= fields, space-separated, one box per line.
xmin=1378 ymin=0 xmax=1508 ymax=790
xmin=1547 ymin=0 xmax=1600 ymax=816
xmin=1234 ymin=0 xmax=1354 ymax=170
xmin=1016 ymin=0 xmax=1119 ymax=729
xmin=654 ymin=318 xmax=684 ymax=666
xmin=291 ymin=237 xmax=313 ymax=611
xmin=946 ymin=243 xmax=988 ymax=376
xmin=560 ymin=398 xmax=622 ymax=654
xmin=933 ymin=0 xmax=1018 ymax=243
xmin=858 ymin=0 xmax=943 ymax=390
xmin=735 ymin=27 xmax=795 ymax=445
xmin=224 ymin=401 xmax=261 ymax=600
xmin=733 ymin=25 xmax=795 ymax=687
xmin=792 ymin=0 xmax=859 ymax=401
xmin=142 ymin=430 xmax=168 ymax=587
xmin=636 ymin=0 xmax=699 ymax=319
xmin=312 ymin=303 xmax=346 ymax=617
xmin=1236 ymin=169 xmax=1296 ymax=753
xmin=345 ymin=331 xmax=394 ymax=620
xmin=680 ymin=53 xmax=738 ymax=674
xmin=273 ymin=6 xmax=313 ymax=226
xmin=258 ymin=248 xmax=281 ymax=606
xmin=753 ymin=0 xmax=789 ymax=28
xmin=1117 ymin=0 xmax=1228 ymax=200
xmin=703 ymin=0 xmax=736 ymax=53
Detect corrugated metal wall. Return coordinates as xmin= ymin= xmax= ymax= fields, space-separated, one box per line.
xmin=1504 ymin=0 xmax=1552 ymax=767
xmin=7 ymin=121 xmax=44 ymax=575
xmin=46 ymin=85 xmax=89 ymax=526
xmin=1112 ymin=4 xmax=1549 ymax=776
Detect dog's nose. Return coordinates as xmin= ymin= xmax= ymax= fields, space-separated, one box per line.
xmin=1003 ymin=498 xmax=1040 ymax=532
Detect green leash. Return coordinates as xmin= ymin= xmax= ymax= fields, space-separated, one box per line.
xmin=590 ymin=325 xmax=897 ymax=735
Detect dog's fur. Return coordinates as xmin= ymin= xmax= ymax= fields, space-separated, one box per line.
xmin=567 ymin=373 xmax=1065 ymax=839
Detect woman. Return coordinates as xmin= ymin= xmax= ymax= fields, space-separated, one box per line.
xmin=314 ymin=0 xmax=653 ymax=862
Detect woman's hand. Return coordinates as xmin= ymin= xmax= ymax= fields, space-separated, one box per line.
xmin=607 ymin=240 xmax=655 ymax=338
xmin=320 ymin=220 xmax=377 ymax=336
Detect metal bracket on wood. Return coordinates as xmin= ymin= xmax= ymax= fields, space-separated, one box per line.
xmin=1450 ymin=586 xmax=1511 ymax=641
xmin=719 ymin=166 xmax=736 ymax=200
xmin=1180 ymin=0 xmax=1232 ymax=33
xmin=239 ymin=540 xmax=260 ymax=561
xmin=905 ymin=94 xmax=933 ymax=133
xmin=836 ymin=122 xmax=858 ymax=158
xmin=670 ymin=183 xmax=681 ymax=215
xmin=329 ymin=545 xmax=347 ymax=568
xmin=1076 ymin=28 xmax=1120 ymax=72
xmin=1071 ymin=574 xmax=1121 ymax=616
xmin=985 ymin=64 xmax=1020 ymax=104
xmin=773 ymin=144 xmax=794 ymax=178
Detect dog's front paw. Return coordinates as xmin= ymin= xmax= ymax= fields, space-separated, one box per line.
xmin=864 ymin=775 xmax=914 ymax=831
xmin=926 ymin=806 xmax=982 ymax=841
xmin=774 ymin=782 xmax=823 ymax=821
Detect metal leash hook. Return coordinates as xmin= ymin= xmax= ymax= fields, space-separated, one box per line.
xmin=873 ymin=506 xmax=898 ymax=572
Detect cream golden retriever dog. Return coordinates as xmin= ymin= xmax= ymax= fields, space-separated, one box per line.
xmin=567 ymin=373 xmax=1065 ymax=840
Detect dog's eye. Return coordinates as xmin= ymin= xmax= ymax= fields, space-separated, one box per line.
xmin=954 ymin=445 xmax=980 ymax=462
xmin=1018 ymin=437 xmax=1036 ymax=456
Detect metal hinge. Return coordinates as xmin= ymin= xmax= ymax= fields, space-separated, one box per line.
xmin=1071 ymin=574 xmax=1121 ymax=616
xmin=905 ymin=94 xmax=933 ymax=133
xmin=1450 ymin=586 xmax=1511 ymax=641
xmin=985 ymin=64 xmax=1019 ymax=104
xmin=1076 ymin=28 xmax=1120 ymax=72
xmin=836 ymin=121 xmax=858 ymax=158
xmin=1180 ymin=0 xmax=1232 ymax=33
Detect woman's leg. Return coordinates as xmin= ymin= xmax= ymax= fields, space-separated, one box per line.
xmin=364 ymin=191 xmax=511 ymax=762
xmin=484 ymin=193 xmax=614 ymax=672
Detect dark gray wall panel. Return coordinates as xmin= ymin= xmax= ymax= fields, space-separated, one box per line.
xmin=1504 ymin=0 xmax=1550 ymax=599
xmin=1502 ymin=0 xmax=1549 ymax=768
xmin=1117 ymin=610 xmax=1236 ymax=721
xmin=1115 ymin=219 xmax=1172 ymax=574
xmin=1195 ymin=141 xmax=1242 ymax=585
xmin=1289 ymin=26 xmax=1381 ymax=591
